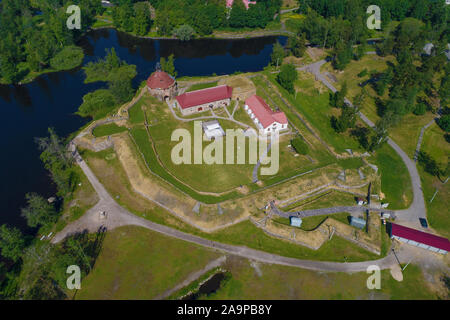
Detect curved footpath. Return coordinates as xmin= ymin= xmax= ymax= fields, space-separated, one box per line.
xmin=52 ymin=148 xmax=398 ymax=272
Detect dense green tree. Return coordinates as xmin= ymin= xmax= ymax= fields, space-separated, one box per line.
xmin=287 ymin=34 xmax=307 ymax=58
xmin=277 ymin=63 xmax=298 ymax=94
xmin=0 ymin=225 xmax=25 ymax=262
xmin=21 ymin=193 xmax=58 ymax=228
xmin=270 ymin=41 xmax=285 ymax=67
xmin=160 ymin=54 xmax=177 ymax=77
xmin=173 ymin=24 xmax=195 ymax=41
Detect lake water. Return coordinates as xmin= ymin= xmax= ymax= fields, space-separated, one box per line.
xmin=0 ymin=28 xmax=286 ymax=229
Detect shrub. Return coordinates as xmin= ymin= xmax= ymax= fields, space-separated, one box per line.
xmin=357 ymin=69 xmax=368 ymax=78
xmin=413 ymin=103 xmax=426 ymax=116
xmin=437 ymin=114 xmax=450 ymax=132
xmin=291 ymin=137 xmax=309 ymax=155
xmin=50 ymin=46 xmax=84 ymax=71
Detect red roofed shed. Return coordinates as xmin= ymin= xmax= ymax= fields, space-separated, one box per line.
xmin=390 ymin=223 xmax=450 ymax=254
xmin=175 ymin=85 xmax=233 ymax=116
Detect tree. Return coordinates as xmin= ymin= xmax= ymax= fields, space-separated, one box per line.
xmin=437 ymin=115 xmax=450 ymax=132
xmin=160 ymin=54 xmax=177 ymax=77
xmin=331 ymin=82 xmax=348 ymax=108
xmin=21 ymin=193 xmax=58 ymax=228
xmin=173 ymin=24 xmax=195 ymax=41
xmin=332 ymin=42 xmax=353 ymax=70
xmin=287 ymin=34 xmax=306 ymax=58
xmin=291 ymin=137 xmax=309 ymax=155
xmin=36 ymin=128 xmax=77 ymax=196
xmin=270 ymin=41 xmax=285 ymax=67
xmin=331 ymin=104 xmax=357 ymax=133
xmin=0 ymin=225 xmax=25 ymax=262
xmin=78 ymin=89 xmax=117 ymax=119
xmin=277 ymin=64 xmax=298 ymax=94
xmin=133 ymin=2 xmax=152 ymax=36
xmin=418 ymin=151 xmax=442 ymax=177
xmin=49 ymin=46 xmax=84 ymax=70
xmin=229 ymin=0 xmax=247 ymax=28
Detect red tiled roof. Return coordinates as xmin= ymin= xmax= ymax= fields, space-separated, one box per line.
xmin=226 ymin=0 xmax=256 ymax=9
xmin=391 ymin=223 xmax=450 ymax=251
xmin=176 ymin=85 xmax=233 ymax=109
xmin=147 ymin=71 xmax=175 ymax=90
xmin=245 ymin=95 xmax=288 ymax=129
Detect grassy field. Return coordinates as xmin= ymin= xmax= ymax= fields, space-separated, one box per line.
xmin=264 ymin=72 xmax=364 ymax=154
xmin=75 ymin=226 xmax=437 ymax=300
xmin=204 ymin=257 xmax=438 ymax=300
xmin=372 ymin=144 xmax=413 ymax=209
xmin=77 ymin=226 xmax=221 ymax=299
xmin=83 ymin=147 xmax=384 ymax=262
xmin=92 ymin=123 xmax=128 ymax=137
xmin=419 ymin=122 xmax=449 ymax=237
xmin=389 ymin=112 xmax=437 ymax=159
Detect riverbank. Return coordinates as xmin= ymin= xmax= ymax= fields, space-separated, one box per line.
xmin=92 ymin=25 xmax=293 ymax=40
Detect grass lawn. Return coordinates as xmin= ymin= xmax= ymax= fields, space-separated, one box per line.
xmin=372 ymin=143 xmax=413 ymax=209
xmin=265 ymin=72 xmax=364 ymax=154
xmin=418 ymin=122 xmax=449 ymax=237
xmin=92 ymin=123 xmax=127 ymax=137
xmin=389 ymin=112 xmax=436 ymax=159
xmin=186 ymin=81 xmax=218 ymax=92
xmin=83 ymin=148 xmax=380 ymax=262
xmin=204 ymin=257 xmax=438 ymax=299
xmin=77 ymin=226 xmax=221 ymax=299
xmin=419 ymin=167 xmax=450 ymax=238
xmin=421 ymin=122 xmax=449 ymax=166
xmin=52 ymin=165 xmax=99 ymax=234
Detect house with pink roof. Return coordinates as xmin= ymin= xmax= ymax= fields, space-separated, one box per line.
xmin=226 ymin=0 xmax=257 ymax=10
xmin=244 ymin=95 xmax=288 ymax=134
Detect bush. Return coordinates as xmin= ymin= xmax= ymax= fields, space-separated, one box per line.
xmin=291 ymin=137 xmax=309 ymax=155
xmin=437 ymin=114 xmax=450 ymax=132
xmin=50 ymin=46 xmax=84 ymax=71
xmin=413 ymin=103 xmax=426 ymax=116
xmin=357 ymin=69 xmax=368 ymax=78
xmin=276 ymin=63 xmax=298 ymax=94
xmin=173 ymin=24 xmax=195 ymax=41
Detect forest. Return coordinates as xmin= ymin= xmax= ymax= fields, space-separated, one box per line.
xmin=0 ymin=0 xmax=104 ymax=84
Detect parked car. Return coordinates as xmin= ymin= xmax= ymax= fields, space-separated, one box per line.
xmin=419 ymin=218 xmax=428 ymax=228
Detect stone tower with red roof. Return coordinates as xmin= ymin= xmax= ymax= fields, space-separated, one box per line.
xmin=146 ymin=65 xmax=178 ymax=101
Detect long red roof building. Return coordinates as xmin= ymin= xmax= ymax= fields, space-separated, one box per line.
xmin=176 ymin=85 xmax=233 ymax=110
xmin=390 ymin=223 xmax=450 ymax=254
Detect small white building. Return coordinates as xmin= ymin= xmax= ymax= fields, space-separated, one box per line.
xmin=202 ymin=120 xmax=225 ymax=140
xmin=244 ymin=95 xmax=288 ymax=135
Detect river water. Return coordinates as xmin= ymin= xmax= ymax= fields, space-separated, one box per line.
xmin=0 ymin=28 xmax=286 ymax=229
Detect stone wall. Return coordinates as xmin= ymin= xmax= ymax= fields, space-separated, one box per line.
xmin=178 ymin=98 xmax=231 ymax=116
